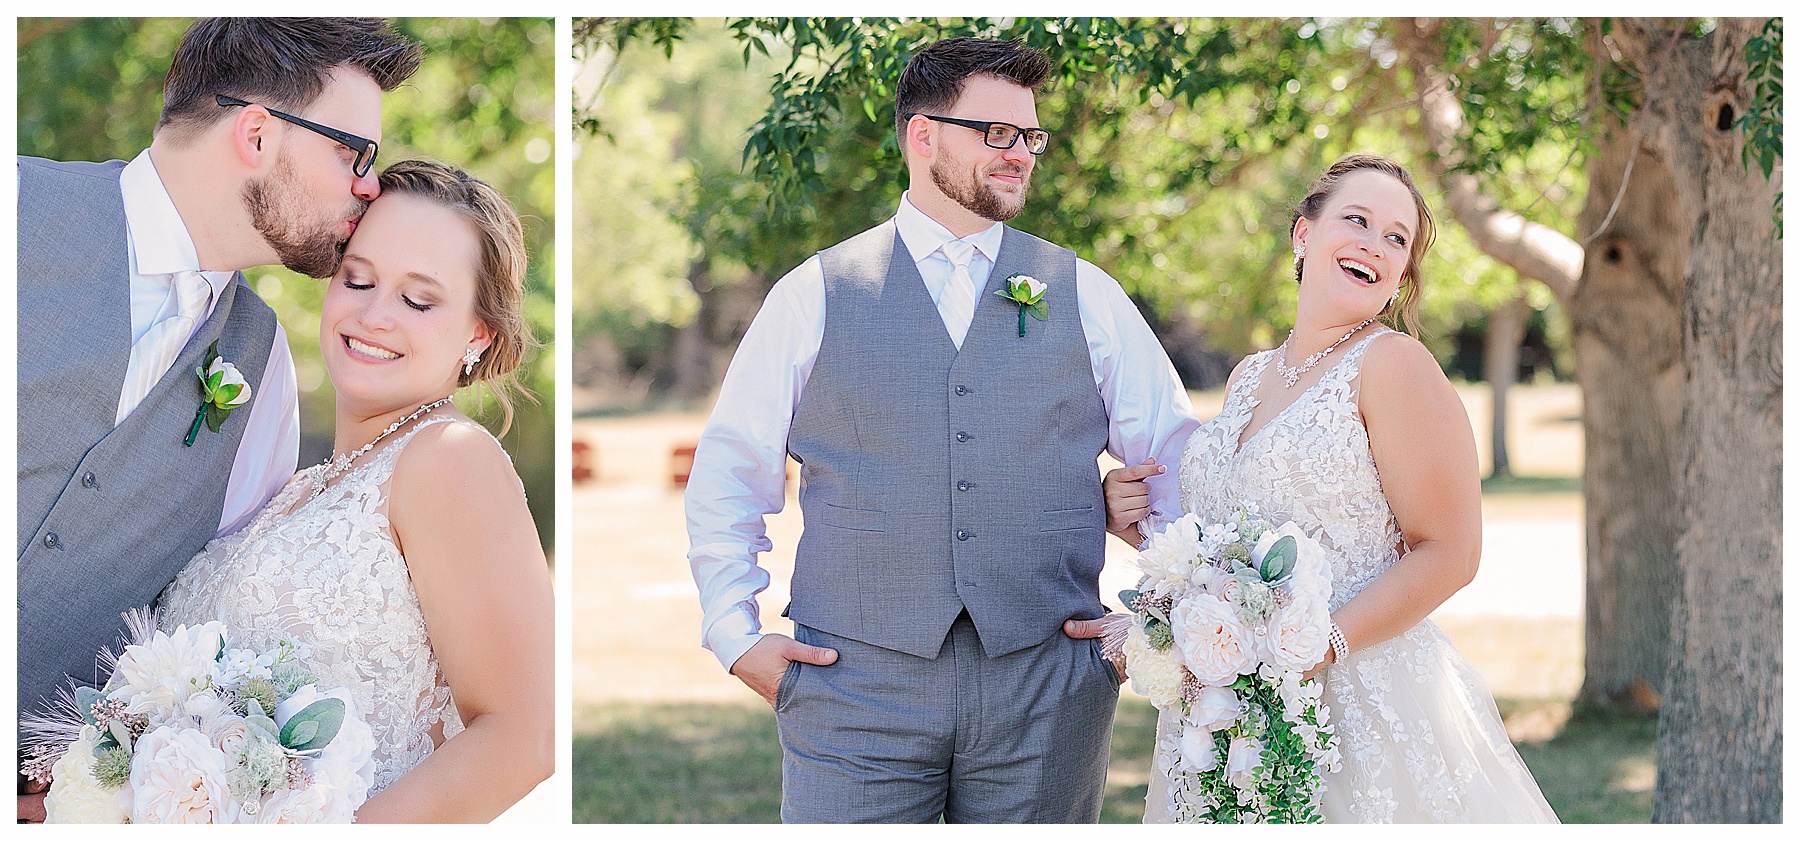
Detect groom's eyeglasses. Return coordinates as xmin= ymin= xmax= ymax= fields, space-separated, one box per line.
xmin=913 ymin=114 xmax=1051 ymax=156
xmin=216 ymin=94 xmax=380 ymax=178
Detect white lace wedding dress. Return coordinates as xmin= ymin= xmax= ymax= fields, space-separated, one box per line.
xmin=1144 ymin=330 xmax=1558 ymax=823
xmin=157 ymin=415 xmax=483 ymax=795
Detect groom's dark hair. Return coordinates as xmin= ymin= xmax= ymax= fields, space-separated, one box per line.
xmin=157 ymin=18 xmax=422 ymax=141
xmin=895 ymin=37 xmax=1050 ymax=147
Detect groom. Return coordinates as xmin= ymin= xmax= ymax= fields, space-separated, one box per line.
xmin=687 ymin=37 xmax=1198 ymax=822
xmin=16 ymin=17 xmax=420 ymax=818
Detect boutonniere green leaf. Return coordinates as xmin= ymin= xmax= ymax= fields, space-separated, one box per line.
xmin=994 ymin=273 xmax=1048 ymax=337
xmin=184 ymin=341 xmax=254 ymax=447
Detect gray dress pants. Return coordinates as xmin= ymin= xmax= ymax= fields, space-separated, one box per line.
xmin=775 ymin=614 xmax=1122 ymax=823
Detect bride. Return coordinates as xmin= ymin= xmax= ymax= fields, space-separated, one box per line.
xmin=154 ymin=159 xmax=553 ymax=822
xmin=1096 ymin=154 xmax=1557 ymax=823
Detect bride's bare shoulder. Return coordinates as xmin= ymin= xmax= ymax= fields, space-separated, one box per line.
xmin=387 ymin=419 xmax=528 ymax=534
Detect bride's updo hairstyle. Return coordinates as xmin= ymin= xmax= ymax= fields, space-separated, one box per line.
xmin=376 ymin=159 xmax=537 ymax=434
xmin=1289 ymin=154 xmax=1436 ymax=337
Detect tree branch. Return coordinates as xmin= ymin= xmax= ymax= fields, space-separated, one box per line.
xmin=1394 ymin=19 xmax=1586 ymax=305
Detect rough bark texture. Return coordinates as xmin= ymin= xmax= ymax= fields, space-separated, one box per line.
xmin=1397 ymin=18 xmax=1681 ymax=711
xmin=1570 ymin=111 xmax=1687 ymax=713
xmin=1625 ymin=18 xmax=1784 ymax=822
xmin=1484 ymin=294 xmax=1529 ymax=477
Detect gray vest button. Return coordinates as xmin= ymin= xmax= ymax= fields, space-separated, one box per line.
xmin=42 ymin=532 xmax=62 ymax=549
xmin=81 ymin=472 xmax=98 ymax=488
xmin=954 ymin=385 xmax=968 ymax=396
xmin=956 ymin=530 xmax=972 ymax=541
xmin=956 ymin=480 xmax=971 ymax=491
xmin=954 ymin=431 xmax=969 ymax=442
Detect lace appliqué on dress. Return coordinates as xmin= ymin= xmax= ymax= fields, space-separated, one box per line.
xmin=1148 ymin=331 xmax=1557 ymax=823
xmin=157 ymin=416 xmax=495 ymax=794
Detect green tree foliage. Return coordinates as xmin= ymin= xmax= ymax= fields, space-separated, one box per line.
xmin=18 ymin=17 xmax=557 ymax=548
xmin=574 ymin=17 xmax=1581 ymax=392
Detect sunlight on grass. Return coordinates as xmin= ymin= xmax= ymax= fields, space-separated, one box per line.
xmin=574 ymin=694 xmax=1653 ymax=823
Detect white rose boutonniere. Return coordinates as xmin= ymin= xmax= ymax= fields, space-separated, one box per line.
xmin=993 ymin=273 xmax=1048 ymax=337
xmin=185 ymin=341 xmax=253 ymax=446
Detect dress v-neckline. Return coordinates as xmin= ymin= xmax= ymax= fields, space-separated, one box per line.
xmin=1230 ymin=330 xmax=1386 ymax=456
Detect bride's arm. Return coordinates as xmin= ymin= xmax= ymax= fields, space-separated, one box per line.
xmin=1324 ymin=334 xmax=1482 ymax=665
xmin=355 ymin=421 xmax=555 ymax=823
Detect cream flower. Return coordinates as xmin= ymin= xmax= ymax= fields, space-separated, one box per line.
xmin=129 ymin=726 xmax=237 ymax=823
xmin=204 ymin=713 xmax=253 ymax=759
xmin=1225 ymin=735 xmax=1265 ymax=790
xmin=43 ymin=725 xmax=130 ymax=823
xmin=1170 ymin=593 xmax=1259 ymax=686
xmin=1264 ymin=595 xmax=1332 ymax=673
xmin=1186 ymin=685 xmax=1241 ymax=732
xmin=110 ymin=621 xmax=227 ymax=721
xmin=1122 ymin=625 xmax=1185 ymax=709
xmin=247 ymin=785 xmax=336 ymax=824
xmin=1177 ymin=725 xmax=1221 ymax=773
xmin=203 ymin=357 xmax=253 ymax=408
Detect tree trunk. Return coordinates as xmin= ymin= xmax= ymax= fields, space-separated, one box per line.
xmin=666 ymin=263 xmax=716 ymax=402
xmin=1484 ymin=293 xmax=1529 ymax=478
xmin=1394 ymin=18 xmax=1683 ymax=712
xmin=1569 ymin=109 xmax=1687 ymax=713
xmin=1624 ymin=18 xmax=1784 ymax=822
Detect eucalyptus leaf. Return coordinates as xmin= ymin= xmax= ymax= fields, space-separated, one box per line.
xmin=1260 ymin=535 xmax=1297 ymax=581
xmin=1118 ymin=589 xmax=1142 ymax=609
xmin=279 ymin=697 xmax=346 ymax=752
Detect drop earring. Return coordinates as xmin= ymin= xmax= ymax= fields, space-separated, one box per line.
xmin=462 ymin=347 xmax=482 ymax=377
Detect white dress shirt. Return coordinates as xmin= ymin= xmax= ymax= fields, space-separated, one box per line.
xmin=687 ymin=193 xmax=1202 ymax=670
xmin=119 ymin=150 xmax=300 ymax=537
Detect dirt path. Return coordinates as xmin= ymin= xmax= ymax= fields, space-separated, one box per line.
xmin=573 ymin=384 xmax=1585 ymax=706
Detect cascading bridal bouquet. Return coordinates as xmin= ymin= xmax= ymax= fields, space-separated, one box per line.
xmin=1113 ymin=506 xmax=1343 ymax=823
xmin=21 ymin=613 xmax=374 ymax=823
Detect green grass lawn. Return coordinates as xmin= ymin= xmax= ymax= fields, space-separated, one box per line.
xmin=574 ymin=696 xmax=1656 ymax=823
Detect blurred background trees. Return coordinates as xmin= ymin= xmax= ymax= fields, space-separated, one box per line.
xmin=19 ymin=17 xmax=558 ymax=550
xmin=572 ymin=17 xmax=1779 ymax=821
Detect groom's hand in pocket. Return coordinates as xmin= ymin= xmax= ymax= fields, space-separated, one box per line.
xmin=730 ymin=634 xmax=839 ymax=707
xmin=17 ymin=776 xmax=48 ymax=823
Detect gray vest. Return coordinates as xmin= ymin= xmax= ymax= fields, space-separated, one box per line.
xmin=16 ymin=156 xmax=277 ymax=718
xmin=787 ymin=221 xmax=1110 ymax=659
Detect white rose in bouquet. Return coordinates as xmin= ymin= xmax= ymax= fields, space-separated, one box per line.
xmin=248 ymin=785 xmax=335 ymax=824
xmin=1170 ymin=593 xmax=1259 ymax=685
xmin=1186 ymin=685 xmax=1241 ymax=732
xmin=307 ymin=689 xmax=377 ymax=815
xmin=43 ymin=726 xmax=129 ymax=824
xmin=1177 ymin=726 xmax=1221 ymax=773
xmin=1263 ymin=595 xmax=1331 ymax=674
xmin=129 ymin=726 xmax=237 ymax=823
xmin=1225 ymin=735 xmax=1265 ymax=790
xmin=1270 ymin=522 xmax=1332 ymax=603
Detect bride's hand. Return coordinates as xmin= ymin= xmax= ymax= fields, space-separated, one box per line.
xmin=1103 ymin=459 xmax=1164 ymax=540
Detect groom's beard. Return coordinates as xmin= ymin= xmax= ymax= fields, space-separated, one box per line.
xmin=931 ymin=154 xmax=1030 ymax=222
xmin=241 ymin=153 xmax=368 ymax=279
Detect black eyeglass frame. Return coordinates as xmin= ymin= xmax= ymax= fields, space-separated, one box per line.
xmin=911 ymin=114 xmax=1051 ymax=155
xmin=216 ymin=94 xmax=380 ymax=178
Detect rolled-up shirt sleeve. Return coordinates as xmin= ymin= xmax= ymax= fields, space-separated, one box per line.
xmin=686 ymin=256 xmax=825 ymax=671
xmin=217 ymin=321 xmax=300 ymax=537
xmin=1076 ymin=258 xmax=1200 ymax=531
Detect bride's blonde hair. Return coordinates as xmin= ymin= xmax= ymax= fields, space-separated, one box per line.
xmin=376 ymin=159 xmax=537 ymax=434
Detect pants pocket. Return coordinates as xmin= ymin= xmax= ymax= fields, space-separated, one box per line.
xmin=774 ymin=658 xmax=803 ymax=713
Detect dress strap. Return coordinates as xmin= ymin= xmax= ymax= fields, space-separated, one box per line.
xmin=1326 ymin=327 xmax=1397 ymax=387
